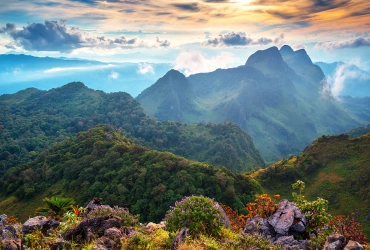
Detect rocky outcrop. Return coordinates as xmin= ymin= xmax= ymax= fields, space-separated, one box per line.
xmin=64 ymin=215 xmax=123 ymax=243
xmin=22 ymin=216 xmax=59 ymax=235
xmin=244 ymin=199 xmax=309 ymax=249
xmin=344 ymin=240 xmax=364 ymax=250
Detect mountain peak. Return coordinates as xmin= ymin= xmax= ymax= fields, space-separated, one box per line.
xmin=245 ymin=46 xmax=291 ymax=73
xmin=279 ymin=45 xmax=294 ymax=56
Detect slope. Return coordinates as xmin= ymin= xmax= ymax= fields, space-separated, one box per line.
xmin=0 ymin=82 xmax=265 ymax=174
xmin=0 ymin=124 xmax=263 ymax=222
xmin=253 ymin=133 xmax=370 ymax=236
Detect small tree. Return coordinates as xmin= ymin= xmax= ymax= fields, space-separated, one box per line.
xmin=36 ymin=196 xmax=75 ymax=220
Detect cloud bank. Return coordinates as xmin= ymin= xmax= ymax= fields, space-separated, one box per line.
xmin=315 ymin=37 xmax=370 ymax=50
xmin=202 ymin=32 xmax=285 ymax=47
xmin=0 ymin=20 xmax=148 ymax=52
xmin=174 ymin=51 xmax=234 ymax=76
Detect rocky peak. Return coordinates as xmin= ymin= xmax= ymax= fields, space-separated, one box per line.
xmin=279 ymin=45 xmax=294 ymax=56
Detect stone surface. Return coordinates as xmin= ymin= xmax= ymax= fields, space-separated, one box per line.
xmin=96 ymin=236 xmax=118 ymax=250
xmin=323 ymin=234 xmax=346 ymax=250
xmin=104 ymin=227 xmax=122 ymax=239
xmin=86 ymin=198 xmax=104 ymax=212
xmin=1 ymin=238 xmax=21 ymax=250
xmin=22 ymin=216 xmax=48 ymax=234
xmin=268 ymin=200 xmax=306 ymax=236
xmin=64 ymin=215 xmax=123 ymax=243
xmin=0 ymin=214 xmax=7 ymax=226
xmin=244 ymin=217 xmax=272 ymax=238
xmin=344 ymin=240 xmax=364 ymax=250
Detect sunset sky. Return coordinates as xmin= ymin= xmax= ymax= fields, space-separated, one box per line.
xmin=1 ymin=0 xmax=370 ymax=72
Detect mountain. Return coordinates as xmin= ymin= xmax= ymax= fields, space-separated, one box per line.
xmin=338 ymin=96 xmax=370 ymax=123
xmin=253 ymin=132 xmax=370 ymax=236
xmin=137 ymin=45 xmax=362 ymax=162
xmin=0 ymin=124 xmax=263 ymax=222
xmin=315 ymin=61 xmax=370 ymax=97
xmin=0 ymin=54 xmax=172 ymax=97
xmin=0 ymin=82 xmax=265 ymax=174
xmin=136 ymin=69 xmax=203 ymax=122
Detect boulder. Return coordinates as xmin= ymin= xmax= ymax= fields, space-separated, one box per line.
xmin=323 ymin=234 xmax=346 ymax=250
xmin=1 ymin=225 xmax=21 ymax=240
xmin=104 ymin=227 xmax=122 ymax=239
xmin=1 ymin=238 xmax=21 ymax=250
xmin=0 ymin=214 xmax=7 ymax=226
xmin=344 ymin=240 xmax=364 ymax=250
xmin=22 ymin=216 xmax=59 ymax=235
xmin=64 ymin=215 xmax=123 ymax=243
xmin=96 ymin=236 xmax=118 ymax=250
xmin=273 ymin=235 xmax=310 ymax=250
xmin=86 ymin=198 xmax=103 ymax=212
xmin=267 ymin=199 xmax=306 ymax=236
xmin=244 ymin=216 xmax=272 ymax=238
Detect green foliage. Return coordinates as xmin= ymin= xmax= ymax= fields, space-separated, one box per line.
xmin=0 ymin=82 xmax=264 ymax=176
xmin=122 ymin=229 xmax=172 ymax=250
xmin=308 ymin=226 xmax=333 ymax=249
xmin=36 ymin=196 xmax=75 ymax=220
xmin=57 ymin=211 xmax=82 ymax=234
xmin=86 ymin=205 xmax=139 ymax=227
xmin=165 ymin=195 xmax=224 ymax=237
xmin=291 ymin=180 xmax=332 ymax=232
xmin=0 ymin=125 xmax=262 ymax=222
xmin=24 ymin=227 xmax=58 ymax=249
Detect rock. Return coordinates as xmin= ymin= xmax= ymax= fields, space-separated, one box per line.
xmin=323 ymin=234 xmax=346 ymax=250
xmin=344 ymin=240 xmax=364 ymax=250
xmin=64 ymin=215 xmax=123 ymax=243
xmin=0 ymin=214 xmax=7 ymax=226
xmin=215 ymin=202 xmax=231 ymax=228
xmin=92 ymin=244 xmax=108 ymax=250
xmin=96 ymin=236 xmax=118 ymax=250
xmin=86 ymin=198 xmax=103 ymax=212
xmin=22 ymin=216 xmax=48 ymax=234
xmin=267 ymin=199 xmax=306 ymax=236
xmin=50 ymin=239 xmax=72 ymax=250
xmin=244 ymin=217 xmax=272 ymax=238
xmin=1 ymin=225 xmax=21 ymax=240
xmin=273 ymin=235 xmax=310 ymax=250
xmin=171 ymin=227 xmax=189 ymax=250
xmin=1 ymin=238 xmax=21 ymax=250
xmin=104 ymin=227 xmax=122 ymax=239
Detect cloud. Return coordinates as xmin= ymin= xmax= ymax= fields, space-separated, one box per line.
xmin=156 ymin=37 xmax=170 ymax=47
xmin=204 ymin=31 xmax=211 ymax=39
xmin=273 ymin=33 xmax=285 ymax=47
xmin=172 ymin=3 xmax=200 ymax=11
xmin=174 ymin=51 xmax=235 ymax=76
xmin=202 ymin=32 xmax=277 ymax=47
xmin=0 ymin=20 xmax=147 ymax=52
xmin=108 ymin=70 xmax=119 ymax=79
xmin=326 ymin=63 xmax=369 ymax=97
xmin=315 ymin=37 xmax=370 ymax=50
xmin=137 ymin=63 xmax=155 ymax=75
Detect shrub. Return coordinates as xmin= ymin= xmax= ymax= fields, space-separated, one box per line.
xmin=291 ymin=180 xmax=332 ymax=232
xmin=36 ymin=196 xmax=75 ymax=220
xmin=87 ymin=205 xmax=139 ymax=227
xmin=220 ymin=203 xmax=247 ymax=231
xmin=329 ymin=213 xmax=368 ymax=244
xmin=245 ymin=194 xmax=280 ymax=218
xmin=165 ymin=195 xmax=225 ymax=237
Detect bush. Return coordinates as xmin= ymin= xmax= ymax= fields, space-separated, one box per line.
xmin=86 ymin=205 xmax=139 ymax=227
xmin=291 ymin=180 xmax=332 ymax=232
xmin=165 ymin=195 xmax=225 ymax=237
xmin=329 ymin=213 xmax=368 ymax=244
xmin=245 ymin=194 xmax=280 ymax=219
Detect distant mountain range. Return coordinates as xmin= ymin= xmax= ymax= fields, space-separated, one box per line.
xmin=0 ymin=54 xmax=172 ymax=97
xmin=316 ymin=61 xmax=370 ymax=97
xmin=0 ymin=82 xmax=264 ymax=174
xmin=137 ymin=45 xmax=364 ymax=162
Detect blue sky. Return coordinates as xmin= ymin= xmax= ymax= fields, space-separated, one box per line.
xmin=1 ymin=0 xmax=370 ymax=74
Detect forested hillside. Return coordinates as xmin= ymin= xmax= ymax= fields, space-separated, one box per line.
xmin=0 ymin=125 xmax=263 ymax=222
xmin=0 ymin=82 xmax=264 ymax=174
xmin=253 ymin=132 xmax=370 ymax=236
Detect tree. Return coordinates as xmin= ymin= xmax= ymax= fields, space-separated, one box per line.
xmin=36 ymin=196 xmax=75 ymax=220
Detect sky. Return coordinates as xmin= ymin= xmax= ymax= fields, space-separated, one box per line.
xmin=1 ymin=0 xmax=370 ymax=74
